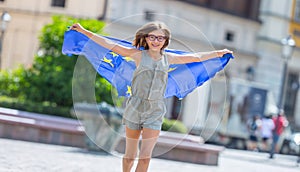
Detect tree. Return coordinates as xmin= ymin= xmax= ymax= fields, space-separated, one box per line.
xmin=0 ymin=15 xmax=119 ymax=117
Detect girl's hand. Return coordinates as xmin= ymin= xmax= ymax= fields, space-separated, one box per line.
xmin=69 ymin=23 xmax=85 ymax=34
xmin=215 ymin=49 xmax=233 ymax=57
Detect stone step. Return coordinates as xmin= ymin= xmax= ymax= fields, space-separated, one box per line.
xmin=0 ymin=107 xmax=85 ymax=147
xmin=115 ymin=131 xmax=224 ymax=166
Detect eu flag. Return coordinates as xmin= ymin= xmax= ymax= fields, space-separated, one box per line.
xmin=62 ymin=30 xmax=233 ymax=99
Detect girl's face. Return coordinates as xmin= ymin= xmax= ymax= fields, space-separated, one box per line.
xmin=145 ymin=29 xmax=167 ymax=52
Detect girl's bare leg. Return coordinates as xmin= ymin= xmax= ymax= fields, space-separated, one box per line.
xmin=135 ymin=128 xmax=160 ymax=172
xmin=123 ymin=126 xmax=141 ymax=172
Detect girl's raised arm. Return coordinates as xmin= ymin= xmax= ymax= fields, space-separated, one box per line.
xmin=70 ymin=23 xmax=140 ymax=59
xmin=167 ymin=49 xmax=233 ymax=64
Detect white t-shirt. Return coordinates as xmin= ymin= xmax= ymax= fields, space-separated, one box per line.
xmin=260 ymin=118 xmax=275 ymax=138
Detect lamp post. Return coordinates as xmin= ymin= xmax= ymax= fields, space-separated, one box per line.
xmin=278 ymin=35 xmax=296 ymax=110
xmin=0 ymin=11 xmax=11 ymax=69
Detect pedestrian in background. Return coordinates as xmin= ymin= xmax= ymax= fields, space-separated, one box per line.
xmin=269 ymin=109 xmax=289 ymax=159
xmin=260 ymin=114 xmax=275 ymax=151
xmin=247 ymin=114 xmax=262 ymax=151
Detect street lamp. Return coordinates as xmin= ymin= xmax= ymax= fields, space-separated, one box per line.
xmin=0 ymin=11 xmax=11 ymax=69
xmin=278 ymin=35 xmax=296 ymax=110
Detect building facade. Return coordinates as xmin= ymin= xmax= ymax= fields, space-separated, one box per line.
xmin=257 ymin=0 xmax=300 ymax=130
xmin=1 ymin=0 xmax=299 ymax=132
xmin=0 ymin=0 xmax=260 ymax=130
xmin=0 ymin=0 xmax=107 ymax=69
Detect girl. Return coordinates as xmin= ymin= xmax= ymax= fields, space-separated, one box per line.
xmin=70 ymin=21 xmax=232 ymax=172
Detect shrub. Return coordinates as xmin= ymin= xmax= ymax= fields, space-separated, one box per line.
xmin=0 ymin=96 xmax=72 ymax=118
xmin=161 ymin=118 xmax=188 ymax=133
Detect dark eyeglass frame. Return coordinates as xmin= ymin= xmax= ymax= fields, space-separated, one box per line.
xmin=146 ymin=34 xmax=167 ymax=42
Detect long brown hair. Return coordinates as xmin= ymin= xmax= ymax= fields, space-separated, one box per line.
xmin=132 ymin=21 xmax=171 ymax=52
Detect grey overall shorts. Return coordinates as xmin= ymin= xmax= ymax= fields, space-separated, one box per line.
xmin=122 ymin=50 xmax=169 ymax=130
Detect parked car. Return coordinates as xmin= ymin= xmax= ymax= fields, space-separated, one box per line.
xmin=280 ymin=132 xmax=300 ymax=155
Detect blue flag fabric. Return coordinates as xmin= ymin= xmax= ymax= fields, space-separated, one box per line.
xmin=62 ymin=30 xmax=233 ymax=99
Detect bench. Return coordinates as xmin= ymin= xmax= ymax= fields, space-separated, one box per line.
xmin=0 ymin=107 xmax=85 ymax=147
xmin=115 ymin=131 xmax=224 ymax=166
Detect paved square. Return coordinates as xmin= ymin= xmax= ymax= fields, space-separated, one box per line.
xmin=0 ymin=138 xmax=299 ymax=172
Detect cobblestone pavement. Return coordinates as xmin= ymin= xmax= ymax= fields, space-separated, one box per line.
xmin=0 ymin=138 xmax=299 ymax=172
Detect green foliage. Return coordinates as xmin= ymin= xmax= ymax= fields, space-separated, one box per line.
xmin=0 ymin=15 xmax=121 ymax=117
xmin=0 ymin=96 xmax=72 ymax=118
xmin=0 ymin=66 xmax=28 ymax=99
xmin=161 ymin=118 xmax=188 ymax=133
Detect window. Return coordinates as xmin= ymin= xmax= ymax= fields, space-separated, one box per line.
xmin=295 ymin=0 xmax=300 ymax=22
xmin=51 ymin=0 xmax=66 ymax=8
xmin=284 ymin=73 xmax=299 ymax=119
xmin=179 ymin=0 xmax=260 ymax=21
xmin=181 ymin=0 xmax=210 ymax=6
xmin=293 ymin=29 xmax=300 ymax=37
xmin=225 ymin=31 xmax=235 ymax=42
xmin=144 ymin=10 xmax=155 ymax=21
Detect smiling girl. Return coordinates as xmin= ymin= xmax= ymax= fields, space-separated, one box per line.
xmin=70 ymin=21 xmax=232 ymax=172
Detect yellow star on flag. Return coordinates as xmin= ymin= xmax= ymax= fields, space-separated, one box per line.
xmin=168 ymin=67 xmax=177 ymax=72
xmin=126 ymin=85 xmax=132 ymax=96
xmin=102 ymin=57 xmax=114 ymax=67
xmin=110 ymin=52 xmax=118 ymax=57
xmin=123 ymin=56 xmax=134 ymax=62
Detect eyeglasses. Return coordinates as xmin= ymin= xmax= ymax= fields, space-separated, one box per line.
xmin=146 ymin=34 xmax=167 ymax=42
